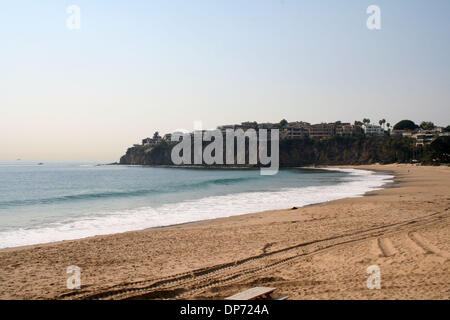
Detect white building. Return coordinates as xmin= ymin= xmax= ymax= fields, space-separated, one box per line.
xmin=362 ymin=124 xmax=384 ymax=136
xmin=281 ymin=122 xmax=310 ymax=139
xmin=413 ymin=133 xmax=436 ymax=146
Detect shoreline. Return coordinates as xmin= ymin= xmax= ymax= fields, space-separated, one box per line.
xmin=0 ymin=166 xmax=392 ymax=251
xmin=0 ymin=164 xmax=448 ymax=299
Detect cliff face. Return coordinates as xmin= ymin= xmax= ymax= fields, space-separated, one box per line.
xmin=278 ymin=136 xmax=418 ymax=166
xmin=119 ymin=136 xmax=443 ymax=166
xmin=120 ymin=142 xmax=173 ymax=165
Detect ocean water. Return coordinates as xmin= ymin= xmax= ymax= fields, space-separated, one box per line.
xmin=0 ymin=162 xmax=393 ymax=248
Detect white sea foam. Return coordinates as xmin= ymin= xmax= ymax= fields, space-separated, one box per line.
xmin=0 ymin=169 xmax=393 ymax=248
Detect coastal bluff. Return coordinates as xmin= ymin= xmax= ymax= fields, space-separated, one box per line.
xmin=119 ymin=136 xmax=448 ymax=166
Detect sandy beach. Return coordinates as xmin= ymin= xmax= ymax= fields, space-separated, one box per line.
xmin=0 ymin=164 xmax=448 ymax=300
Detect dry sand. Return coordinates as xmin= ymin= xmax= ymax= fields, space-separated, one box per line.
xmin=0 ymin=164 xmax=448 ymax=300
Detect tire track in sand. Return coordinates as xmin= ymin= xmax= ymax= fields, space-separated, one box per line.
xmin=59 ymin=211 xmax=448 ymax=300
xmin=377 ymin=237 xmax=397 ymax=257
xmin=408 ymin=232 xmax=450 ymax=259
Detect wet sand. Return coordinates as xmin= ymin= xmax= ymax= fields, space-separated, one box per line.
xmin=0 ymin=164 xmax=448 ymax=299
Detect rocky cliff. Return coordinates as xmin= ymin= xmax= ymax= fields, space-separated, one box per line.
xmin=119 ymin=135 xmax=447 ymax=166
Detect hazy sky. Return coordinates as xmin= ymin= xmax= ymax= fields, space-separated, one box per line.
xmin=1 ymin=0 xmax=449 ymax=161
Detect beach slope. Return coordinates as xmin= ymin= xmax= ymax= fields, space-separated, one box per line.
xmin=0 ymin=164 xmax=449 ymax=299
